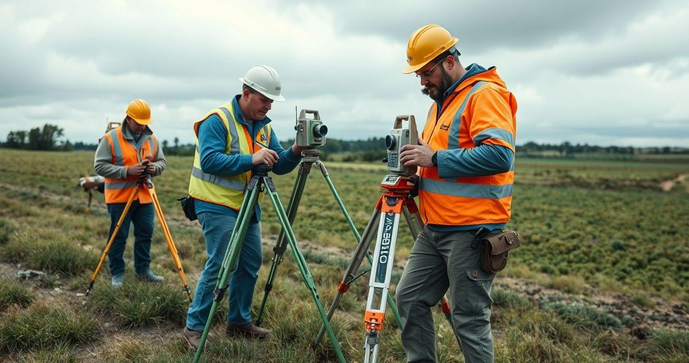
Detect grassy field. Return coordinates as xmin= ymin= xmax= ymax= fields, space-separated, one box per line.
xmin=0 ymin=149 xmax=688 ymax=362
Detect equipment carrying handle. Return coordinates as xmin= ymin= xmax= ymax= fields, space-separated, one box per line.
xmin=299 ymin=109 xmax=321 ymax=121
xmin=393 ymin=115 xmax=419 ymax=145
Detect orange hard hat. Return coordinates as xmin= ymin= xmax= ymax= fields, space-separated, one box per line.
xmin=403 ymin=24 xmax=459 ymax=74
xmin=125 ymin=99 xmax=152 ymax=125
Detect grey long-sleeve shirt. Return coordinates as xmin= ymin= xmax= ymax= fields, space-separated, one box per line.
xmin=94 ymin=121 xmax=166 ymax=180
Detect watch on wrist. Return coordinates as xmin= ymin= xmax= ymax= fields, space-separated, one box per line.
xmin=431 ymin=152 xmax=438 ymax=166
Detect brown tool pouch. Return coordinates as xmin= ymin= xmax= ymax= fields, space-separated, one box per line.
xmin=481 ymin=231 xmax=521 ymax=274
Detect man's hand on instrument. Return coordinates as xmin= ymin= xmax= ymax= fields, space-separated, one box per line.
xmin=400 ymin=139 xmax=434 ymax=168
xmin=252 ymin=148 xmax=279 ymax=166
xmin=291 ymin=141 xmax=306 ymax=156
xmin=144 ymin=161 xmax=155 ymax=175
xmin=127 ymin=162 xmax=147 ymax=177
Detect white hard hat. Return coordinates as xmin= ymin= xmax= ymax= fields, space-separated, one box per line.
xmin=239 ymin=65 xmax=285 ymax=102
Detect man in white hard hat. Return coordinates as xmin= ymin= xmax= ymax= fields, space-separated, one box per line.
xmin=183 ymin=65 xmax=304 ymax=350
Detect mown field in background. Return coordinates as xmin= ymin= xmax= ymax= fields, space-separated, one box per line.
xmin=0 ymin=149 xmax=688 ymax=362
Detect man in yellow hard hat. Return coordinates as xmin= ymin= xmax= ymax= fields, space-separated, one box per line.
xmin=398 ymin=25 xmax=518 ymax=362
xmin=94 ymin=99 xmax=167 ymax=287
xmin=183 ymin=65 xmax=304 ymax=350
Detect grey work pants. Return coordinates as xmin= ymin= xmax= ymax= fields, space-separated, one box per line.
xmin=396 ymin=227 xmax=497 ymax=363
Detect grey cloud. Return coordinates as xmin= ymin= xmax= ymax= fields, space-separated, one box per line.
xmin=1 ymin=1 xmax=688 ymax=148
xmin=305 ymin=0 xmax=670 ymax=51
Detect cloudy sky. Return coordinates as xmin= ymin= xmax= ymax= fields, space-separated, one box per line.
xmin=2 ymin=0 xmax=688 ymax=147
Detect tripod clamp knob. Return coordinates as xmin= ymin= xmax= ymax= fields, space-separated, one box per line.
xmin=253 ymin=164 xmax=272 ymax=176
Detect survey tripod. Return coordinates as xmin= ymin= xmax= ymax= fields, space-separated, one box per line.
xmin=85 ymin=171 xmax=193 ymax=302
xmin=306 ymin=173 xmax=421 ymax=362
xmin=255 ymin=148 xmax=404 ymax=331
xmin=193 ymin=165 xmax=346 ymax=363
xmin=313 ymin=175 xmax=455 ymax=363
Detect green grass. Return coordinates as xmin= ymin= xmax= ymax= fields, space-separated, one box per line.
xmin=15 ymin=344 xmax=80 ymax=363
xmin=0 ymin=302 xmax=100 ymax=352
xmin=0 ymin=279 xmax=35 ymax=310
xmin=1 ymin=233 xmax=98 ymax=277
xmin=640 ymin=329 xmax=689 ymax=362
xmin=0 ymin=218 xmax=16 ymax=244
xmin=1 ymin=149 xmax=688 ymax=361
xmin=89 ymin=278 xmax=189 ymax=328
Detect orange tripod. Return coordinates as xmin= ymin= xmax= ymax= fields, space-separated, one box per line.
xmin=85 ymin=175 xmax=192 ymax=301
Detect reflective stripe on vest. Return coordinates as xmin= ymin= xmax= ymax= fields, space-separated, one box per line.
xmin=219 ymin=107 xmax=241 ymax=154
xmin=105 ymin=180 xmax=139 ymax=190
xmin=190 ymin=166 xmax=245 ymax=191
xmin=421 ymin=179 xmax=513 ymax=199
xmin=109 ymin=130 xmax=124 ymax=166
xmin=448 ymin=81 xmax=486 ymax=150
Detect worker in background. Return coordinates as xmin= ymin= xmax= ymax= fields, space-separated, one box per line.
xmin=398 ymin=24 xmax=518 ymax=363
xmin=94 ymin=99 xmax=167 ymax=287
xmin=183 ymin=65 xmax=305 ymax=350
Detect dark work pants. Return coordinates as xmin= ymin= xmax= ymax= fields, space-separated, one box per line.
xmin=106 ymin=201 xmax=155 ymax=276
xmin=396 ymin=227 xmax=497 ymax=363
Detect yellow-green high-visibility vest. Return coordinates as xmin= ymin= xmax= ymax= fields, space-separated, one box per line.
xmin=188 ymin=101 xmax=271 ymax=210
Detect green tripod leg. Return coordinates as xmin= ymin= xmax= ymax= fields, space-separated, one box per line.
xmin=193 ymin=177 xmax=261 ymax=363
xmin=262 ymin=174 xmax=346 ymax=363
xmin=256 ymin=161 xmax=312 ymax=325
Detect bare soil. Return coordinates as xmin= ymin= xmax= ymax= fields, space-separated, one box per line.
xmin=659 ymin=173 xmax=688 ymax=191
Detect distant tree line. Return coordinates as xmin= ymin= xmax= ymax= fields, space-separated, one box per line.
xmin=517 ymin=141 xmax=689 ymax=158
xmin=162 ymin=137 xmax=195 ymax=156
xmin=280 ymin=137 xmax=388 ymax=162
xmin=3 ymin=124 xmax=73 ymax=151
xmin=4 ymin=128 xmax=687 ymax=161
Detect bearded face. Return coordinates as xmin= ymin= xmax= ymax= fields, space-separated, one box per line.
xmin=421 ymin=65 xmax=453 ymax=102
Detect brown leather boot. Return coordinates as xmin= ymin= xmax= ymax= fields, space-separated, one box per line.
xmin=183 ymin=327 xmax=208 ymax=351
xmin=225 ymin=322 xmax=271 ymax=339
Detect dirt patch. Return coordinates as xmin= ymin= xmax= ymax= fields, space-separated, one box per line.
xmin=659 ymin=173 xmax=688 ymax=191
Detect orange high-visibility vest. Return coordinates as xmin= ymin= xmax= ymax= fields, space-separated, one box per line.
xmin=103 ymin=125 xmax=158 ymax=204
xmin=418 ymin=69 xmax=517 ymax=226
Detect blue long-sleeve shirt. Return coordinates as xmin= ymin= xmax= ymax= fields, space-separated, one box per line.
xmin=437 ymin=144 xmax=513 ymax=179
xmin=194 ymin=96 xmax=302 ymax=221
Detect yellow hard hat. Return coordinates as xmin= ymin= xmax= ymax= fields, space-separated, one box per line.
xmin=402 ymin=24 xmax=459 ymax=74
xmin=125 ymin=99 xmax=152 ymax=125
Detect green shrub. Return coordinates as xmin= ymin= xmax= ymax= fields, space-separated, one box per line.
xmin=544 ymin=303 xmax=622 ymax=331
xmin=0 ymin=279 xmax=34 ymax=310
xmin=89 ymin=279 xmax=188 ymax=328
xmin=631 ymin=293 xmax=656 ymax=308
xmin=0 ymin=303 xmax=99 ymax=352
xmin=548 ymin=275 xmax=587 ymax=295
xmin=491 ymin=289 xmax=532 ymax=309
